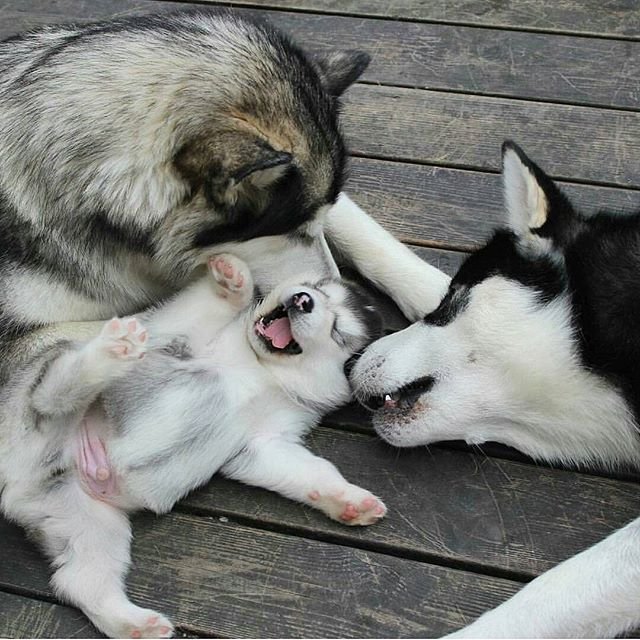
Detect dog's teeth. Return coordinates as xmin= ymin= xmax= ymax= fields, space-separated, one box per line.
xmin=384 ymin=394 xmax=398 ymax=409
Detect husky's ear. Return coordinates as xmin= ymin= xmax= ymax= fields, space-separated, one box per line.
xmin=502 ymin=141 xmax=553 ymax=235
xmin=314 ymin=50 xmax=370 ymax=96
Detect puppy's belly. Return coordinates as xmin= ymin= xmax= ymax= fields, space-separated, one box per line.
xmin=75 ymin=399 xmax=245 ymax=514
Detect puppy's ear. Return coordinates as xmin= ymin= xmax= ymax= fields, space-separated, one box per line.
xmin=314 ymin=50 xmax=370 ymax=97
xmin=174 ymin=132 xmax=293 ymax=208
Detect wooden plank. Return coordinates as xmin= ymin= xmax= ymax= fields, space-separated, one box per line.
xmin=2 ymin=4 xmax=640 ymax=190
xmin=179 ymin=427 xmax=640 ymax=578
xmin=0 ymin=591 xmax=103 ymax=639
xmin=343 ymin=85 xmax=640 ymax=188
xmin=3 ymin=1 xmax=640 ymax=109
xmin=0 ymin=514 xmax=521 ymax=638
xmin=187 ymin=0 xmax=640 ymax=40
xmin=347 ymin=158 xmax=640 ymax=251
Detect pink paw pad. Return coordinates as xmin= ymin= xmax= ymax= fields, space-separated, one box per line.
xmin=209 ymin=254 xmax=247 ymax=292
xmin=308 ymin=490 xmax=320 ymax=501
xmin=340 ymin=503 xmax=360 ymax=522
xmin=100 ymin=317 xmax=148 ymax=360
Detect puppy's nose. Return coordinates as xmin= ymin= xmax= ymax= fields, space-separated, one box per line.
xmin=289 ymin=292 xmax=314 ymax=313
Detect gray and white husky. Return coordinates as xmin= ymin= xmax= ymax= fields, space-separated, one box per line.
xmin=2 ymin=253 xmax=386 ymax=638
xmin=0 ymin=10 xmax=448 ymax=373
xmin=352 ymin=142 xmax=640 ymax=638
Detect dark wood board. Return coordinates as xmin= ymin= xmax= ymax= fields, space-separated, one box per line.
xmin=3 ymin=1 xmax=640 ymax=109
xmin=181 ymin=426 xmax=640 ymax=579
xmin=0 ymin=513 xmax=522 ymax=638
xmin=342 ymin=85 xmax=640 ymax=188
xmin=0 ymin=591 xmax=103 ymax=639
xmin=189 ymin=0 xmax=640 ymax=40
xmin=347 ymin=158 xmax=640 ymax=251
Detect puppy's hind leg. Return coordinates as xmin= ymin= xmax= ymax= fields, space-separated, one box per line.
xmin=6 ymin=479 xmax=173 ymax=638
xmin=222 ymin=437 xmax=387 ymax=526
xmin=31 ymin=317 xmax=148 ymax=416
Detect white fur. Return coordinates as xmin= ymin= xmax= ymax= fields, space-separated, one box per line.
xmin=353 ymin=277 xmax=639 ymax=467
xmin=326 ymin=194 xmax=451 ymax=320
xmin=1 ymin=257 xmax=386 ymax=638
xmin=352 ymin=149 xmax=640 ymax=637
xmin=448 ymin=516 xmax=640 ymax=638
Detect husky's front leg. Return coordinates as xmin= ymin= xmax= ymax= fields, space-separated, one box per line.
xmin=222 ymin=437 xmax=387 ymax=525
xmin=326 ymin=193 xmax=450 ymax=320
xmin=447 ymin=516 xmax=640 ymax=638
xmin=31 ymin=317 xmax=148 ymax=416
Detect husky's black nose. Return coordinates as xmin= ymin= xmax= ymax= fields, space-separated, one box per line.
xmin=289 ymin=292 xmax=314 ymax=313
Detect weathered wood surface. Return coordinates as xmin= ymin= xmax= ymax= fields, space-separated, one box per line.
xmin=189 ymin=0 xmax=640 ymax=39
xmin=342 ymin=86 xmax=640 ymax=187
xmin=185 ymin=427 xmax=640 ymax=578
xmin=3 ymin=1 xmax=640 ymax=109
xmin=347 ymin=158 xmax=640 ymax=251
xmin=0 ymin=514 xmax=522 ymax=638
xmin=0 ymin=592 xmax=104 ymax=639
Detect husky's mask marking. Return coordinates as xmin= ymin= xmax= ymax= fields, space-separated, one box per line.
xmin=353 ymin=141 xmax=640 ymax=469
xmin=353 ymin=142 xmax=640 ymax=639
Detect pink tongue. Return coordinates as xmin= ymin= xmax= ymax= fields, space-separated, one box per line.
xmin=264 ymin=317 xmax=293 ymax=349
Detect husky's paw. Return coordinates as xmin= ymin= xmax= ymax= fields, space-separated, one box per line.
xmin=208 ymin=253 xmax=253 ymax=306
xmin=311 ymin=485 xmax=387 ymax=526
xmin=94 ymin=605 xmax=174 ymax=639
xmin=99 ymin=317 xmax=148 ymax=360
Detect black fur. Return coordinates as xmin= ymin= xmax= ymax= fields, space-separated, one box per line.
xmin=438 ymin=141 xmax=640 ymax=422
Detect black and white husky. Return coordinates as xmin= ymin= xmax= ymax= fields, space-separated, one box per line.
xmin=1 ymin=254 xmax=386 ymax=638
xmin=352 ymin=142 xmax=640 ymax=638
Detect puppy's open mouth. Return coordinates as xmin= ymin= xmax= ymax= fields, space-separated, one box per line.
xmin=255 ymin=305 xmax=302 ymax=355
xmin=364 ymin=376 xmax=435 ymax=412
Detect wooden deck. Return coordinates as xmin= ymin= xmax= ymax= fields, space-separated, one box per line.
xmin=2 ymin=0 xmax=640 ymax=637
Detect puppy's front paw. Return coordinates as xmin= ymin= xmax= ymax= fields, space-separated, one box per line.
xmin=311 ymin=485 xmax=387 ymax=526
xmin=99 ymin=317 xmax=148 ymax=360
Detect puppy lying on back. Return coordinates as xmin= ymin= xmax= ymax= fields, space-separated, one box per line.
xmin=0 ymin=254 xmax=385 ymax=639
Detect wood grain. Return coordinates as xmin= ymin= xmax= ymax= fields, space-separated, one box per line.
xmin=346 ymin=158 xmax=640 ymax=251
xmin=2 ymin=1 xmax=640 ymax=108
xmin=342 ymin=85 xmax=640 ymax=188
xmin=181 ymin=426 xmax=640 ymax=578
xmin=186 ymin=0 xmax=640 ymax=40
xmin=0 ymin=514 xmax=521 ymax=638
xmin=0 ymin=592 xmax=103 ymax=639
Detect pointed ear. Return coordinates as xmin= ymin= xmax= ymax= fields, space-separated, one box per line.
xmin=502 ymin=141 xmax=552 ymax=235
xmin=314 ymin=50 xmax=370 ymax=96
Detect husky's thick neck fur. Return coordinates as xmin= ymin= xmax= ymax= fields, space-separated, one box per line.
xmin=352 ymin=141 xmax=640 ymax=470
xmin=0 ymin=11 xmax=369 ymax=333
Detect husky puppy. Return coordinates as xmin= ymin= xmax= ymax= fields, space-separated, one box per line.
xmin=352 ymin=142 xmax=640 ymax=638
xmin=0 ymin=10 xmax=449 ymax=380
xmin=1 ymin=253 xmax=386 ymax=639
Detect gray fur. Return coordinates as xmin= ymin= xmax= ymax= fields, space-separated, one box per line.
xmin=0 ymin=9 xmax=370 ymax=378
